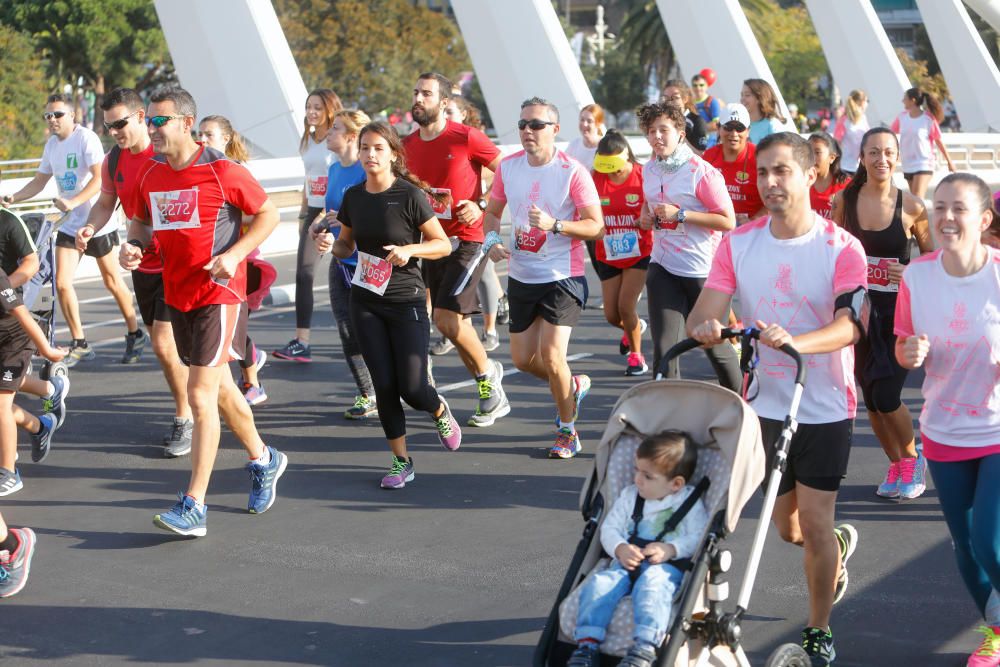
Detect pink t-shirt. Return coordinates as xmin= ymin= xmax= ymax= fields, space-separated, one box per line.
xmin=894 ymin=248 xmax=1000 ymax=451
xmin=492 ymin=149 xmax=601 ymax=284
xmin=890 ymin=112 xmax=942 ymax=174
xmin=641 ymin=155 xmax=733 ymax=278
xmin=706 ymin=215 xmax=868 ymax=423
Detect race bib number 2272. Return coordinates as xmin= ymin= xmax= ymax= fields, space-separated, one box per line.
xmin=150 ymin=189 xmax=201 ymax=231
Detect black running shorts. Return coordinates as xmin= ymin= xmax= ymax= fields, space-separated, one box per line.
xmin=168 ymin=302 xmax=248 ymax=367
xmin=56 ymin=230 xmax=118 ymax=259
xmin=132 ymin=270 xmax=170 ymax=327
xmin=759 ymin=418 xmax=853 ymax=495
xmin=423 ymin=240 xmax=488 ymax=315
xmin=507 ymin=278 xmax=582 ymax=333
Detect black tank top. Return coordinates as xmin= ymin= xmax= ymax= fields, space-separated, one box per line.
xmin=857 ymin=189 xmax=909 ymax=265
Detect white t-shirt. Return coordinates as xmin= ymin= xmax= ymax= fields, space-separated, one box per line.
xmin=894 ymin=248 xmax=1000 ymax=448
xmin=890 ymin=112 xmax=942 ymax=174
xmin=38 ymin=125 xmax=105 ymax=236
xmin=599 ymin=484 xmax=709 ymax=562
xmin=641 ymin=155 xmax=733 ymax=278
xmin=705 ymin=214 xmax=868 ymax=423
xmin=301 ymin=137 xmax=334 ymax=208
xmin=840 ymin=116 xmax=869 ymax=173
xmin=565 ymin=137 xmax=598 ymax=173
xmin=491 ymin=149 xmax=601 ymax=284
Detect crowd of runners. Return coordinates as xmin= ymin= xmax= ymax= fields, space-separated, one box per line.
xmin=0 ymin=69 xmax=997 ymax=667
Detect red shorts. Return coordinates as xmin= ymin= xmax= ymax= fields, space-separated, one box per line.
xmin=168 ymin=303 xmax=248 ymax=367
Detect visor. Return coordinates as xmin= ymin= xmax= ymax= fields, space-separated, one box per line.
xmin=593 ymin=149 xmax=629 ymax=174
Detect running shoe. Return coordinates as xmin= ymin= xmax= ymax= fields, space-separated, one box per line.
xmin=898 ymin=451 xmax=927 ymax=499
xmin=253 ymin=347 xmax=267 ymax=372
xmin=468 ymin=360 xmax=511 ymax=427
xmin=833 ymin=523 xmax=858 ymax=605
xmin=153 ymin=493 xmax=207 ymax=537
xmin=0 ymin=527 xmax=36 ymax=598
xmin=496 ymin=294 xmax=510 ymax=325
xmin=345 ymin=395 xmax=377 ymax=420
xmin=381 ymin=455 xmax=414 ymax=489
xmin=121 ymin=329 xmax=148 ymax=364
xmin=968 ymin=626 xmax=1000 ymax=667
xmin=876 ymin=460 xmax=901 ymax=499
xmin=42 ymin=374 xmax=70 ymax=429
xmin=0 ymin=467 xmax=22 ymax=496
xmin=481 ymin=330 xmax=500 ymax=352
xmin=241 ymin=382 xmax=268 ymax=407
xmin=618 ymin=319 xmax=648 ymax=355
xmin=272 ymin=339 xmax=312 ymax=363
xmin=433 ymin=398 xmax=462 ymax=450
xmin=567 ymin=643 xmax=601 ymax=667
xmin=625 ymin=352 xmax=649 ymax=377
xmin=65 ymin=342 xmax=95 ymax=368
xmin=247 ymin=445 xmax=288 ymax=514
xmin=571 ymin=374 xmax=591 ymax=423
xmin=801 ymin=626 xmax=835 ymax=666
xmin=430 ymin=335 xmax=454 ymax=356
xmin=163 ymin=417 xmax=194 ymax=458
xmin=618 ymin=644 xmax=657 ymax=667
xmin=30 ymin=413 xmax=55 ymax=463
xmin=549 ymin=427 xmax=582 ymax=459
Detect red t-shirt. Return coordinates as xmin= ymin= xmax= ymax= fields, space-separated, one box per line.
xmin=592 ymin=168 xmax=652 ymax=269
xmin=810 ymin=178 xmax=848 ymax=219
xmin=101 ymin=144 xmax=163 ymax=274
xmin=702 ymin=143 xmax=763 ymax=217
xmin=402 ymin=121 xmax=500 ymax=242
xmin=130 ymin=145 xmax=268 ymax=311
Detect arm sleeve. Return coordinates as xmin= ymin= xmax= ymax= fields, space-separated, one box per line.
xmin=491 ymin=160 xmax=508 ymax=203
xmin=599 ymin=487 xmax=636 ymax=557
xmin=468 ymin=127 xmax=501 ymax=167
xmin=570 ymin=163 xmax=601 ymax=210
xmin=890 ymin=116 xmax=900 ymax=135
xmin=220 ymin=162 xmax=268 ymax=215
xmin=666 ymin=497 xmax=709 ymax=560
xmin=894 ymin=277 xmax=914 ymax=338
xmin=694 ymin=167 xmax=733 ymax=214
xmin=704 ymin=233 xmax=737 ymax=295
xmin=833 ymin=235 xmax=868 ymax=294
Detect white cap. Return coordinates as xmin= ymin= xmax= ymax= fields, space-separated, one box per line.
xmin=722 ymin=103 xmax=751 ymax=129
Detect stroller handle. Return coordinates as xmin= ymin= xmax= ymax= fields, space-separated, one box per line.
xmin=656 ymin=327 xmax=806 ymax=386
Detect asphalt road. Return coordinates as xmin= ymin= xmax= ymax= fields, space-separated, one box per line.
xmin=0 ymin=243 xmax=981 ymax=667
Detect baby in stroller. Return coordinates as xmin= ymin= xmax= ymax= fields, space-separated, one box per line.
xmin=569 ymin=430 xmax=709 ymax=667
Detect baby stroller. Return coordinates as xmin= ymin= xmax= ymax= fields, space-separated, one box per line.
xmin=534 ymin=328 xmax=811 ymax=666
xmin=18 ymin=211 xmax=69 ymax=381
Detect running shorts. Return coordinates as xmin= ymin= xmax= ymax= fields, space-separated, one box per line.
xmin=56 ymin=231 xmax=118 ymax=259
xmin=0 ymin=319 xmax=31 ymax=392
xmin=759 ymin=418 xmax=853 ymax=495
xmin=507 ymin=278 xmax=582 ymax=333
xmin=168 ymin=302 xmax=248 ymax=367
xmin=423 ymin=240 xmax=488 ymax=315
xmin=593 ymin=255 xmax=650 ymax=282
xmin=132 ymin=270 xmax=170 ymax=327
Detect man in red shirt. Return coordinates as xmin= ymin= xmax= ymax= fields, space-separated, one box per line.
xmin=702 ymin=103 xmax=766 ymax=225
xmin=77 ymin=87 xmax=193 ymax=457
xmin=120 ymin=87 xmax=285 ymax=537
xmin=403 ymin=73 xmax=509 ymax=427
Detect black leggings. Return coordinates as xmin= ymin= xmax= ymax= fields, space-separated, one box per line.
xmin=295 ymin=207 xmax=324 ymax=329
xmin=646 ymin=262 xmax=741 ymax=392
xmin=855 ymin=295 xmax=908 ymax=413
xmin=350 ymin=296 xmax=441 ymax=440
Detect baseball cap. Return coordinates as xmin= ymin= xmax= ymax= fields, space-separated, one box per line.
xmin=721 ymin=103 xmax=750 ymax=130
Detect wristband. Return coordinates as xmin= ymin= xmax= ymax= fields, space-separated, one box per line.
xmin=127 ymin=239 xmax=145 ymax=251
xmin=483 ymin=230 xmax=503 ymax=254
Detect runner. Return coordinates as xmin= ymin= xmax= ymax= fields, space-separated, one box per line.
xmin=894 ymin=173 xmax=1000 ymax=666
xmin=565 ymin=104 xmax=605 ymax=169
xmin=121 ymin=87 xmax=285 ymax=536
xmin=0 ymin=514 xmax=35 ymax=598
xmin=2 ymin=93 xmax=144 ymax=367
xmin=691 ymin=73 xmax=721 ymax=147
xmin=403 ymin=73 xmax=509 ymax=428
xmin=273 ymin=88 xmax=343 ymax=363
xmin=689 ymin=132 xmax=866 ymax=666
xmin=322 ymin=120 xmax=459 ymax=489
xmin=636 ymin=102 xmax=740 ymax=391
xmin=834 ymin=90 xmax=869 ymax=176
xmin=76 ymin=87 xmax=193 ymax=455
xmin=483 ymin=97 xmax=603 ymax=459
xmin=590 ymin=129 xmax=652 ymax=376
xmin=808 ymin=132 xmax=848 ymax=219
xmin=311 ymin=108 xmax=377 ymax=420
xmin=661 ymin=79 xmax=708 ymax=155
xmin=702 ymin=103 xmax=765 ymax=225
xmin=197 ymin=115 xmax=269 ymax=406
xmin=831 ymin=127 xmax=932 ymax=500
xmin=741 ymin=79 xmax=788 ymax=145
xmin=891 ymin=87 xmax=955 ymax=200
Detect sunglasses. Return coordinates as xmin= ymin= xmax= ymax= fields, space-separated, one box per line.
xmin=104 ymin=110 xmax=139 ymax=131
xmin=42 ymin=111 xmax=68 ymax=121
xmin=722 ymin=123 xmax=747 ymax=132
xmin=146 ymin=115 xmax=185 ymax=128
xmin=517 ymin=119 xmax=556 ymax=131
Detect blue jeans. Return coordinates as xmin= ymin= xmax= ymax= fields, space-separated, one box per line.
xmin=927 ymin=454 xmax=1000 ymax=620
xmin=575 ymin=560 xmax=683 ymax=646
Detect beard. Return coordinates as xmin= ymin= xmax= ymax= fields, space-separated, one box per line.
xmin=411 ymin=103 xmax=440 ymax=127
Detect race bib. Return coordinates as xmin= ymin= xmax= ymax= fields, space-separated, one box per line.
xmin=150 ymin=189 xmax=201 ymax=231
xmin=429 ymin=188 xmax=453 ymax=219
xmin=513 ymin=224 xmax=547 ymax=256
xmin=308 ymin=176 xmax=328 ymax=197
xmin=352 ymin=251 xmax=392 ymax=296
xmin=56 ymin=171 xmax=79 ymax=195
xmin=603 ymin=230 xmax=641 ymax=260
xmin=867 ymin=256 xmax=899 ymax=293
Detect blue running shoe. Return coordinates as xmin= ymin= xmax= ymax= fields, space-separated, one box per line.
xmin=30 ymin=413 xmax=55 ymax=463
xmin=247 ymin=446 xmax=287 ymax=514
xmin=153 ymin=494 xmax=207 ymax=537
xmin=42 ymin=375 xmax=70 ymax=429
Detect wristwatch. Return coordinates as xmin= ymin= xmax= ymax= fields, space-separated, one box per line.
xmin=552 ymin=220 xmax=564 ymax=235
xmin=676 ymin=209 xmax=687 ymax=224
xmin=477 ymin=198 xmax=488 ymax=211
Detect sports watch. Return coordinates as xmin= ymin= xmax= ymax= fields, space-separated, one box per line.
xmin=552 ymin=220 xmax=564 ymax=235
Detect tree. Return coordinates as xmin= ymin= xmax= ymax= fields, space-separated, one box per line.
xmin=0 ymin=25 xmax=49 ymax=161
xmin=895 ymin=48 xmax=949 ymax=101
xmin=617 ymin=0 xmax=675 ymax=91
xmin=581 ymin=43 xmax=647 ymax=116
xmin=274 ymin=0 xmax=470 ymax=115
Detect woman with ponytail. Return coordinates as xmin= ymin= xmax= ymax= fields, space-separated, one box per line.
xmin=831 ymin=127 xmax=933 ymax=500
xmin=320 ymin=121 xmax=460 ymax=489
xmin=835 ymin=89 xmax=869 ymax=175
xmin=809 ymin=132 xmax=849 ymax=219
xmin=891 ymin=87 xmax=955 ymax=199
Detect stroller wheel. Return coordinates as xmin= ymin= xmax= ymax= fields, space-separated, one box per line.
xmin=764 ymin=643 xmax=810 ymax=667
xmin=48 ymin=361 xmax=69 ymax=379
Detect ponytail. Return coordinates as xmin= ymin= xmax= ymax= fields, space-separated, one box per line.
xmin=359 ymin=121 xmax=447 ymax=205
xmin=905 ymin=87 xmax=945 ymax=123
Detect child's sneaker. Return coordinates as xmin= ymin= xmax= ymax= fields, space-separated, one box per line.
xmin=345 ymin=395 xmax=377 ymax=419
xmin=625 ymin=352 xmax=648 ymax=376
xmin=833 ymin=523 xmax=858 ymax=604
xmin=876 ymin=460 xmax=901 ymax=498
xmin=0 ymin=467 xmax=22 ymax=496
xmin=801 ymin=626 xmax=836 ymax=665
xmin=549 ymin=427 xmax=581 ymax=459
xmin=433 ymin=398 xmax=462 ymax=450
xmin=153 ymin=494 xmax=207 ymax=537
xmin=898 ymin=451 xmax=927 ymax=499
xmin=0 ymin=527 xmax=36 ymax=598
xmin=968 ymin=625 xmax=1000 ymax=667
xmin=42 ymin=374 xmax=69 ymax=429
xmin=567 ymin=642 xmax=601 ymax=667
xmin=619 ymin=644 xmax=658 ymax=667
xmin=30 ymin=413 xmax=56 ymax=463
xmin=381 ymin=456 xmax=414 ymax=489
xmin=241 ymin=382 xmax=268 ymax=407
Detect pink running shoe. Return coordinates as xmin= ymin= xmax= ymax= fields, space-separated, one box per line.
xmin=876 ymin=460 xmax=901 ymax=499
xmin=433 ymin=398 xmax=462 ymax=451
xmin=898 ymin=453 xmax=927 ymax=499
xmin=968 ymin=626 xmax=1000 ymax=667
xmin=625 ymin=352 xmax=648 ymax=377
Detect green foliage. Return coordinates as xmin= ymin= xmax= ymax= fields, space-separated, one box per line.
xmin=0 ymin=25 xmax=48 ymax=161
xmin=895 ymin=48 xmax=949 ymax=101
xmin=582 ymin=44 xmax=647 ymax=116
xmin=618 ymin=1 xmax=674 ymax=88
xmin=274 ymin=0 xmax=471 ymax=115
